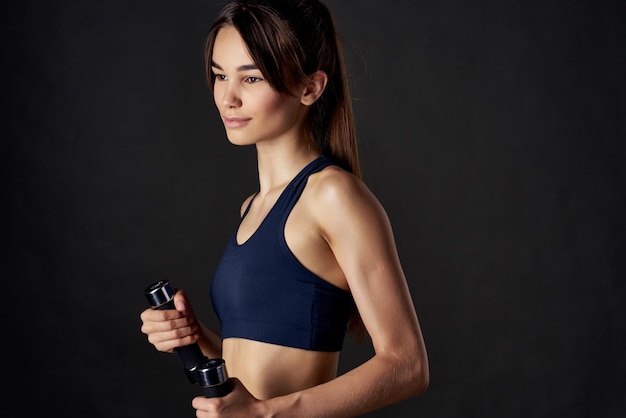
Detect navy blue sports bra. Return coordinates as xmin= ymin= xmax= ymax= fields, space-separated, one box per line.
xmin=210 ymin=156 xmax=353 ymax=352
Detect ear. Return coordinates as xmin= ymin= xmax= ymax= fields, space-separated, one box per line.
xmin=300 ymin=70 xmax=328 ymax=106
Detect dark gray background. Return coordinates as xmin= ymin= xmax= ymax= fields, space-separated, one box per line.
xmin=3 ymin=0 xmax=625 ymax=417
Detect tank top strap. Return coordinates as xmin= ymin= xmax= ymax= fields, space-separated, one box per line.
xmin=288 ymin=156 xmax=335 ymax=195
xmin=241 ymin=193 xmax=258 ymax=218
xmin=276 ymin=156 xmax=336 ymax=223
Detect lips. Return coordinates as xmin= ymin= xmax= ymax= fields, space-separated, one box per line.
xmin=222 ymin=116 xmax=251 ymax=128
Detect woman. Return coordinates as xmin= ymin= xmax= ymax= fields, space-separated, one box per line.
xmin=140 ymin=1 xmax=429 ymax=416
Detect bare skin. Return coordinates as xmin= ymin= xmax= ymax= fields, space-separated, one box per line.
xmin=140 ymin=25 xmax=428 ymax=417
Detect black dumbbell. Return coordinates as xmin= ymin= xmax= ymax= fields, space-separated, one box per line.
xmin=144 ymin=280 xmax=232 ymax=397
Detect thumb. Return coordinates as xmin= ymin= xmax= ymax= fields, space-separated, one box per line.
xmin=174 ymin=289 xmax=192 ymax=316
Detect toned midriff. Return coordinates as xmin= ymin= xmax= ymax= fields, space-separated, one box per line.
xmin=222 ymin=337 xmax=340 ymax=400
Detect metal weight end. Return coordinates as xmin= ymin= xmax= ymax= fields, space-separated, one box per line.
xmin=144 ymin=280 xmax=175 ymax=308
xmin=197 ymin=358 xmax=233 ymax=398
xmin=197 ymin=358 xmax=229 ymax=387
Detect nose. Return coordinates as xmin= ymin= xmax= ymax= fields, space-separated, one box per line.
xmin=217 ymin=82 xmax=241 ymax=108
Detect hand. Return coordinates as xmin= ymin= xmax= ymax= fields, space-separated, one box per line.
xmin=139 ymin=289 xmax=199 ymax=353
xmin=192 ymin=378 xmax=265 ymax=418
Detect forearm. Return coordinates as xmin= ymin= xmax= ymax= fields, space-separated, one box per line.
xmin=196 ymin=322 xmax=222 ymax=359
xmin=263 ymin=351 xmax=428 ymax=418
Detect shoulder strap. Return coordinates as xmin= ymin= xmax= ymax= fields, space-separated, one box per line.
xmin=288 ymin=156 xmax=335 ymax=195
xmin=241 ymin=193 xmax=258 ymax=219
xmin=278 ymin=156 xmax=336 ymax=223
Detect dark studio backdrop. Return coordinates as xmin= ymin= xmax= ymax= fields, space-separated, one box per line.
xmin=3 ymin=0 xmax=625 ymax=417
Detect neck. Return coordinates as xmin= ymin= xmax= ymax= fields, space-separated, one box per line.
xmin=255 ymin=142 xmax=319 ymax=195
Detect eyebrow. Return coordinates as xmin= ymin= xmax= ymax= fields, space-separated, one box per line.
xmin=211 ymin=60 xmax=259 ymax=72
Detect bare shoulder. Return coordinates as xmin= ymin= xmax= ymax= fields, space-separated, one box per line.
xmin=305 ymin=165 xmax=388 ymax=225
xmin=304 ymin=165 xmax=401 ymax=288
xmin=307 ymin=165 xmax=369 ymax=201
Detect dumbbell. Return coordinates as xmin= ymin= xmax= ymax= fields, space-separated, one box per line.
xmin=144 ymin=280 xmax=232 ymax=397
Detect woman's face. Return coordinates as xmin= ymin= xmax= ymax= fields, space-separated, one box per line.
xmin=211 ymin=26 xmax=305 ymax=147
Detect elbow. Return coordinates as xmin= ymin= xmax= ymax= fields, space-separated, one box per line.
xmin=414 ymin=361 xmax=430 ymax=395
xmin=406 ymin=348 xmax=429 ymax=397
xmin=406 ymin=356 xmax=429 ymax=397
xmin=384 ymin=347 xmax=429 ymax=399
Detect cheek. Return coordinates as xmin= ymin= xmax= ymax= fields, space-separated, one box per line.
xmin=259 ymin=95 xmax=300 ymax=120
xmin=256 ymin=94 xmax=283 ymax=113
xmin=212 ymin=85 xmax=223 ymax=106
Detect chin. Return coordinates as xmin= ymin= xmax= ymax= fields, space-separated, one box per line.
xmin=225 ymin=132 xmax=256 ymax=147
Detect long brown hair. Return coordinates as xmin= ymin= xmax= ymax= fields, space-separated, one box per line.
xmin=205 ymin=0 xmax=365 ymax=338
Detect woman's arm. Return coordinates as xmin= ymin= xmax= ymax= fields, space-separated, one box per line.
xmin=197 ymin=321 xmax=223 ymax=359
xmin=266 ymin=170 xmax=429 ymax=416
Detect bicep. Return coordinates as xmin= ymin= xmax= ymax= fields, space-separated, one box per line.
xmin=319 ymin=179 xmax=422 ymax=353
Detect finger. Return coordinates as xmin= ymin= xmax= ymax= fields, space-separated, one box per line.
xmin=149 ymin=332 xmax=199 ymax=352
xmin=140 ymin=307 xmax=187 ymax=324
xmin=174 ymin=290 xmax=193 ymax=315
xmin=140 ymin=315 xmax=196 ymax=335
xmin=192 ymin=395 xmax=224 ymax=414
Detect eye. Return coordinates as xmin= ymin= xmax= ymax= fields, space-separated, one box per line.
xmin=214 ymin=73 xmax=227 ymax=81
xmin=244 ymin=76 xmax=263 ymax=84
